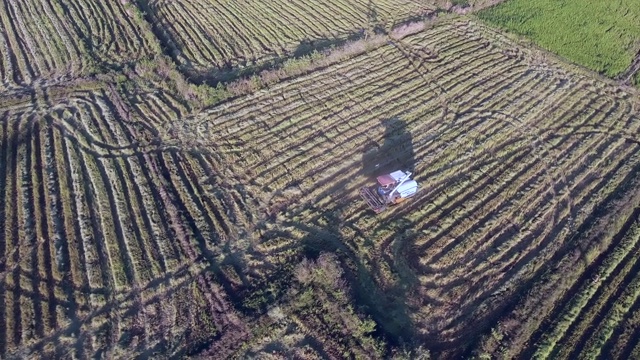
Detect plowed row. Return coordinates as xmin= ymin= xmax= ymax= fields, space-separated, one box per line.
xmin=146 ymin=0 xmax=436 ymax=72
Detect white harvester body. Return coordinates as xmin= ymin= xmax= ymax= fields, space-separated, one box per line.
xmin=360 ymin=170 xmax=418 ymax=213
xmin=394 ymin=179 xmax=419 ymax=198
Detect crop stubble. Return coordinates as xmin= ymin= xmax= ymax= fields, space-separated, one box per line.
xmin=2 ymin=13 xmax=640 ymax=358
xmin=189 ymin=19 xmax=640 ymax=353
xmin=146 ymin=0 xmax=435 ymax=73
xmin=0 ymin=0 xmax=156 ymax=90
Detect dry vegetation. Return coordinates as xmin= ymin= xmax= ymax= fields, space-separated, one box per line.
xmin=0 ymin=0 xmax=157 ymax=90
xmin=183 ymin=19 xmax=640 ymax=356
xmin=0 ymin=86 xmax=252 ymax=358
xmin=143 ymin=0 xmax=436 ymax=75
xmin=1 ymin=0 xmax=640 ymax=359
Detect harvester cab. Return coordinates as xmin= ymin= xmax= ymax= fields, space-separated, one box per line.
xmin=359 ymin=170 xmax=418 ymax=213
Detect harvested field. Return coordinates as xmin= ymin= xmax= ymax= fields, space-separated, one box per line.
xmin=0 ymin=0 xmax=157 ymax=89
xmin=184 ymin=18 xmax=640 ymax=355
xmin=144 ymin=0 xmax=436 ymax=74
xmin=1 ymin=3 xmax=640 ymax=359
xmin=512 ymin=218 xmax=640 ymax=359
xmin=0 ymin=89 xmax=251 ymax=357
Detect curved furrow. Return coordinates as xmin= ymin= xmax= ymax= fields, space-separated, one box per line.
xmin=149 ymin=0 xmax=436 ymax=72
xmin=0 ymin=0 xmax=36 ymax=84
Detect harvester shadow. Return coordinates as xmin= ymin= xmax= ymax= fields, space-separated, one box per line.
xmin=361 ymin=116 xmax=415 ymax=179
xmin=285 ymin=158 xmax=420 ymax=345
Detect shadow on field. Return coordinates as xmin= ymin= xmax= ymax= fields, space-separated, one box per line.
xmin=296 ymin=213 xmax=417 ymax=346
xmin=196 ymin=32 xmax=366 ymax=86
xmin=361 ymin=117 xmax=415 ymax=178
xmin=285 ymin=115 xmax=419 ymax=345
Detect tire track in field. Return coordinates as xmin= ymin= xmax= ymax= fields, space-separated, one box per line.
xmin=183 ymin=20 xmax=640 ymax=353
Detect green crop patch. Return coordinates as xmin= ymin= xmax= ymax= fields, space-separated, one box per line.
xmin=477 ymin=0 xmax=640 ymax=78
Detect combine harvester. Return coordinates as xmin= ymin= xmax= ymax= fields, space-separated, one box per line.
xmin=360 ymin=170 xmax=418 ymax=213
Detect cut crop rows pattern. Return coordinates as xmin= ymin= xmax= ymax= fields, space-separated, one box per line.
xmin=3 ymin=14 xmax=640 ymax=358
xmin=0 ymin=0 xmax=157 ymax=90
xmin=523 ymin=220 xmax=640 ymax=359
xmin=57 ymin=0 xmax=157 ymax=64
xmin=147 ymin=0 xmax=436 ymax=72
xmin=186 ymin=19 xmax=640 ymax=354
xmin=0 ymin=89 xmax=252 ymax=358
